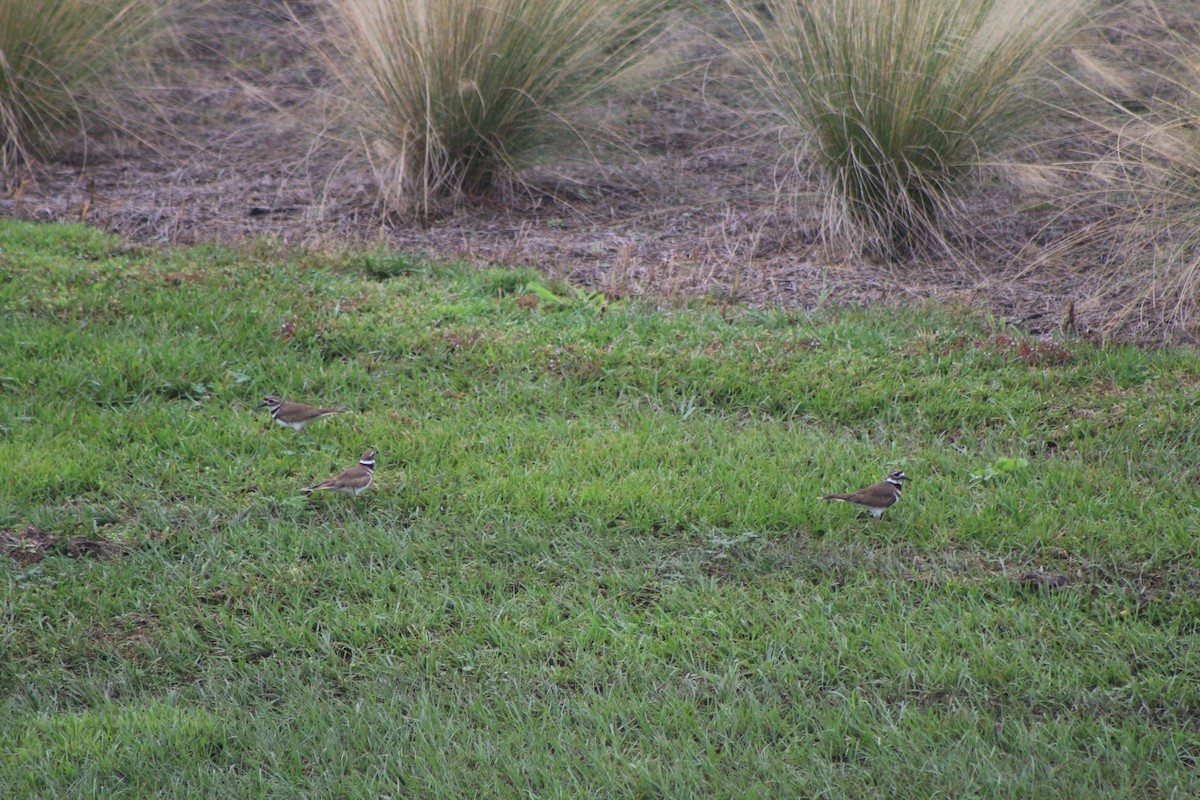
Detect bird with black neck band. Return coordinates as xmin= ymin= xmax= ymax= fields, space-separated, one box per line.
xmin=821 ymin=470 xmax=910 ymax=521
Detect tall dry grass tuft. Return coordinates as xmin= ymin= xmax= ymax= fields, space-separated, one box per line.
xmin=1061 ymin=5 xmax=1200 ymax=338
xmin=732 ymin=0 xmax=1086 ymax=260
xmin=329 ymin=0 xmax=665 ymax=214
xmin=0 ymin=0 xmax=168 ymax=171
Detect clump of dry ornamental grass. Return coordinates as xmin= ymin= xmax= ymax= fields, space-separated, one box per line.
xmin=329 ymin=0 xmax=665 ymax=214
xmin=732 ymin=0 xmax=1087 ymax=260
xmin=1062 ymin=5 xmax=1200 ymax=338
xmin=0 ymin=0 xmax=169 ymax=171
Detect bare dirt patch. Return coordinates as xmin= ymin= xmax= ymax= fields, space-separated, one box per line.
xmin=0 ymin=528 xmax=57 ymax=566
xmin=3 ymin=0 xmax=1198 ymax=341
xmin=0 ymin=527 xmax=132 ymax=564
xmin=89 ymin=612 xmax=162 ymax=657
xmin=971 ymin=334 xmax=1076 ymax=367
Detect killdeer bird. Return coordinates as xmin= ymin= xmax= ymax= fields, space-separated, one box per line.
xmin=302 ymin=449 xmax=376 ymax=497
xmin=821 ymin=470 xmax=910 ymax=520
xmin=261 ymin=396 xmax=345 ymax=431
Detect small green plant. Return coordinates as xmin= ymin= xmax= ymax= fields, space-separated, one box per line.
xmin=329 ymin=0 xmax=665 ymax=213
xmin=732 ymin=0 xmax=1086 ymax=259
xmin=524 ymin=280 xmax=612 ymax=311
xmin=970 ymin=457 xmax=1029 ymax=485
xmin=703 ymin=530 xmax=759 ymax=566
xmin=0 ymin=0 xmax=167 ymax=169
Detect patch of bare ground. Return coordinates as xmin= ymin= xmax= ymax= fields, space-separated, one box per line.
xmin=0 ymin=527 xmax=132 ymax=564
xmin=89 ymin=613 xmax=162 ymax=657
xmin=3 ymin=1 xmax=1199 ymax=341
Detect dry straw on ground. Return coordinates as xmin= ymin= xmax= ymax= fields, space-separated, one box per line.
xmin=1045 ymin=2 xmax=1200 ymax=338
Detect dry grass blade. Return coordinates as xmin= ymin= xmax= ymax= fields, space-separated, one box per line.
xmin=326 ymin=0 xmax=666 ymax=214
xmin=731 ymin=0 xmax=1087 ymax=260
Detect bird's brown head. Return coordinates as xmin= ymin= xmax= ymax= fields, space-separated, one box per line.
xmin=261 ymin=396 xmax=281 ymax=409
xmin=887 ymin=470 xmax=910 ymax=483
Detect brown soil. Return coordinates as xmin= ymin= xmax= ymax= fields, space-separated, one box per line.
xmin=0 ymin=527 xmax=131 ymax=564
xmin=3 ymin=0 xmax=1198 ymax=342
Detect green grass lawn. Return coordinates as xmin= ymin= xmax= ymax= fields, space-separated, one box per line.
xmin=2 ymin=220 xmax=1199 ymax=797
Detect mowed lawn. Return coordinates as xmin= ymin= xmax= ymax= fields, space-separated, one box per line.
xmin=1 ymin=220 xmax=1199 ymax=798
